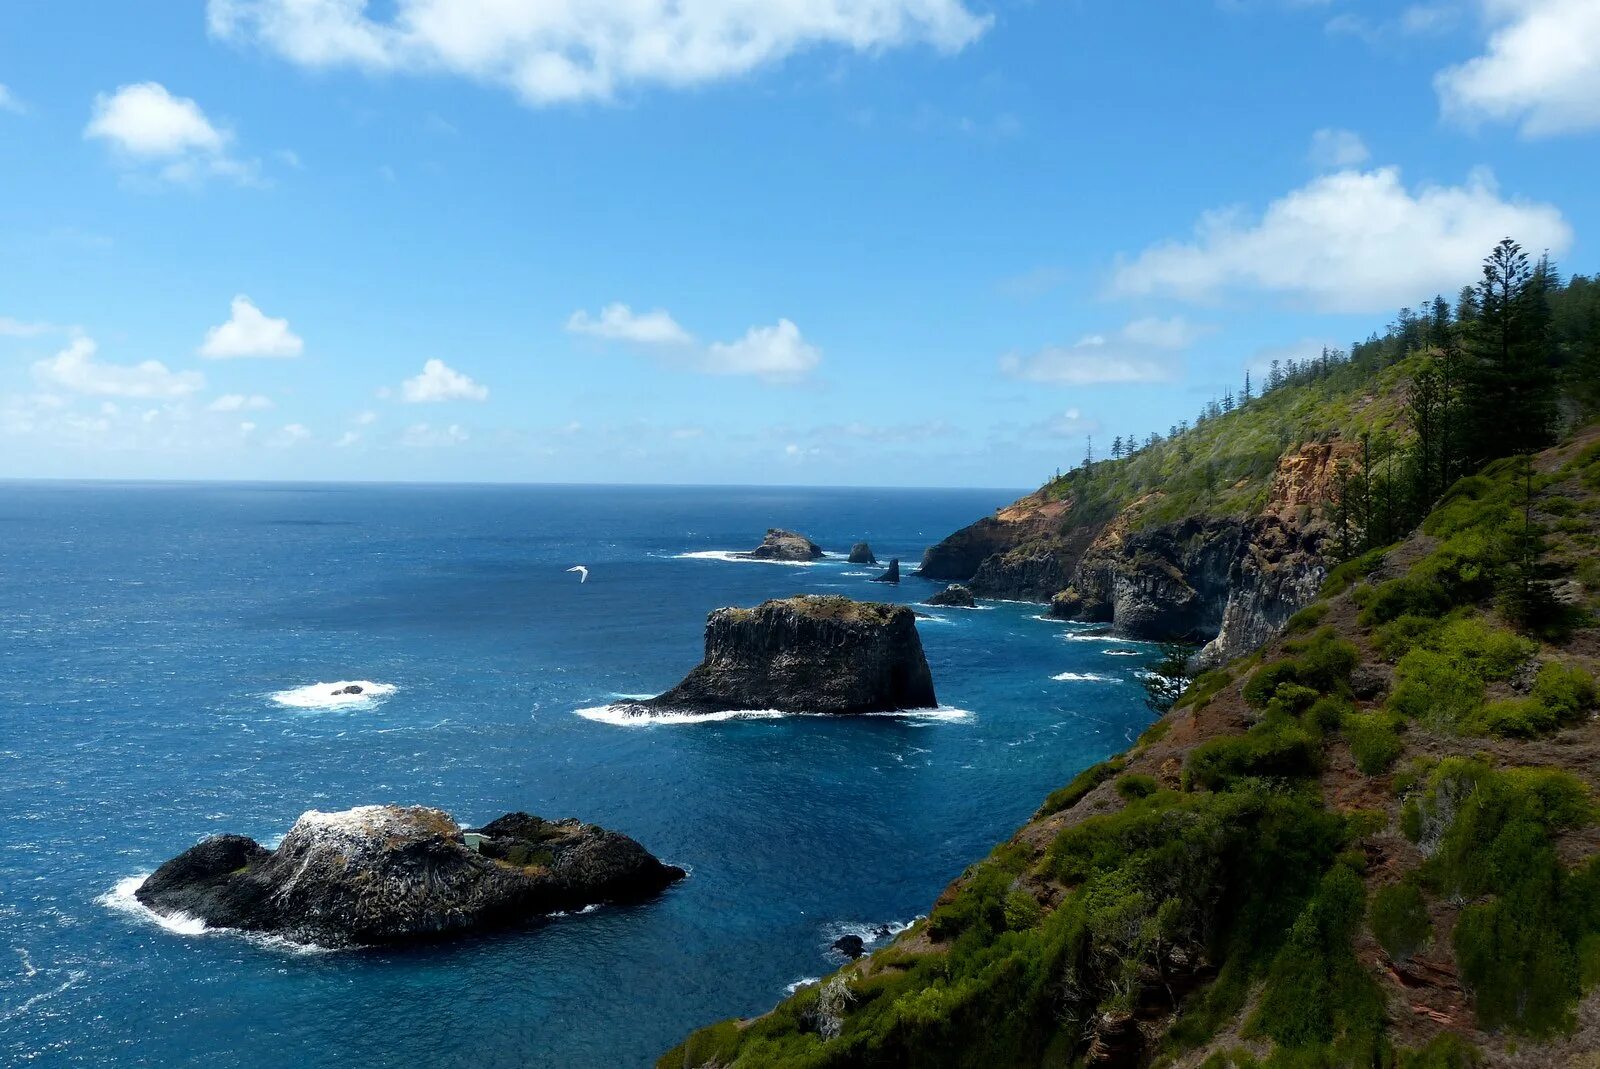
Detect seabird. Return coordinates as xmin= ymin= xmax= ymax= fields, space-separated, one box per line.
xmin=567 ymin=565 xmax=589 ymax=583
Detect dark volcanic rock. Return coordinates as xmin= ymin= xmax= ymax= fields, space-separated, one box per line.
xmin=833 ymin=934 xmax=866 ymax=959
xmin=631 ymin=595 xmax=936 ymax=716
xmin=847 ymin=542 xmax=877 ymax=565
xmin=870 ymin=559 xmax=901 ymax=584
xmin=135 ymin=805 xmax=683 ymax=946
xmin=334 ymin=684 xmax=364 ymax=695
xmin=738 ymin=528 xmax=823 ymax=562
xmin=926 ymin=584 xmax=976 ymax=608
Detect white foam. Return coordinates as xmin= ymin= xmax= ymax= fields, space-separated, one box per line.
xmin=1051 ymin=672 xmax=1119 ymax=683
xmin=841 ymin=571 xmax=874 ymax=577
xmin=1102 ymin=649 xmax=1142 ymax=657
xmin=98 ymin=874 xmax=337 ymax=954
xmin=577 ymin=704 xmax=973 ymax=727
xmin=271 ymin=681 xmax=397 ymax=710
xmin=674 ymin=550 xmax=816 ymax=567
xmin=785 ymin=977 xmax=821 ymax=994
xmin=1064 ymin=633 xmax=1139 ymax=644
xmin=914 ymin=614 xmax=954 ymax=625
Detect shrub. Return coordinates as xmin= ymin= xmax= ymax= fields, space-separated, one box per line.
xmin=1344 ymin=711 xmax=1403 ymax=774
xmin=1395 ymin=1035 xmax=1481 ymax=1069
xmin=1037 ymin=757 xmax=1124 ymax=817
xmin=1241 ymin=629 xmax=1357 ymax=709
xmin=1532 ymin=660 xmax=1598 ymax=718
xmin=1003 ymin=888 xmax=1042 ymax=931
xmin=1460 ymin=661 xmax=1597 ymax=738
xmin=1372 ymin=613 xmax=1439 ymax=659
xmin=1369 ymin=880 xmax=1430 ymax=962
xmin=1322 ymin=547 xmax=1386 ymax=597
xmin=1388 ymin=648 xmax=1485 ymax=728
xmin=1305 ymin=695 xmax=1352 ymax=735
xmin=1186 ymin=715 xmax=1320 ymax=792
xmin=1176 ymin=668 xmax=1233 ymax=711
xmin=1115 ymin=773 xmax=1158 ymax=801
xmin=1284 ymin=603 xmax=1329 ymax=635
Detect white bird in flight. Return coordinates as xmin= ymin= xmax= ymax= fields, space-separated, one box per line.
xmin=567 ymin=565 xmax=589 ymax=584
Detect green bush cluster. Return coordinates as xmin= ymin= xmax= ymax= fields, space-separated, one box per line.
xmin=1400 ymin=758 xmax=1600 ymax=1036
xmin=1176 ymin=667 xmax=1234 ymax=711
xmin=1185 ymin=713 xmax=1320 ymax=792
xmin=1343 ymin=711 xmax=1404 ymax=774
xmin=1461 ymin=661 xmax=1598 ymax=737
xmin=1115 ymin=773 xmax=1159 ymax=800
xmin=1386 ymin=617 xmax=1537 ymax=730
xmin=1368 ymin=880 xmax=1430 ymax=962
xmin=1036 ymin=756 xmax=1124 ymax=817
xmin=1241 ymin=628 xmax=1358 ymax=710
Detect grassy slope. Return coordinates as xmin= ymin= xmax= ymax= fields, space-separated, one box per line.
xmin=662 ymin=428 xmax=1600 ymax=1069
xmin=1019 ymin=354 xmax=1418 ymax=536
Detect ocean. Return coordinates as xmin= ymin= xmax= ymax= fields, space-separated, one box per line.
xmin=0 ymin=481 xmax=1159 ymax=1068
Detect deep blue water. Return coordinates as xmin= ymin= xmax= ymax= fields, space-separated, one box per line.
xmin=0 ymin=482 xmax=1159 ymax=1068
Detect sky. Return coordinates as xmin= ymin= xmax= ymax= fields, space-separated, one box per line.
xmin=1 ymin=0 xmax=1597 ymax=488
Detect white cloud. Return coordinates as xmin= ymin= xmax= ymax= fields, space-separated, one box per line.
xmin=86 ymin=82 xmax=225 ymax=156
xmin=399 ymin=358 xmax=489 ymax=402
xmin=999 ymin=317 xmax=1200 ymax=386
xmin=1308 ymin=127 xmax=1370 ymax=169
xmin=354 ymin=409 xmax=378 ymax=425
xmin=85 ymin=82 xmax=260 ymax=185
xmin=199 ymin=295 xmax=304 ymax=358
xmin=705 ymin=319 xmax=820 ymax=382
xmin=0 ymin=84 xmax=24 ymax=114
xmin=33 ymin=336 xmax=204 ymax=398
xmin=401 ymin=422 xmax=469 ymax=447
xmin=1110 ymin=166 xmax=1571 ymax=313
xmin=1033 ymin=408 xmax=1102 ymax=439
xmin=0 ymin=316 xmax=52 ymax=337
xmin=207 ymin=393 xmax=274 ymax=412
xmin=566 ymin=303 xmax=692 ymax=345
xmin=1436 ymin=0 xmax=1600 ymax=136
xmin=334 ymin=430 xmax=361 ymax=447
xmin=274 ymin=423 xmax=312 ymax=445
xmin=206 ymin=0 xmax=991 ymax=105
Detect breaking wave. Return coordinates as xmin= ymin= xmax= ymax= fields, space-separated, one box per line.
xmin=271 ymin=681 xmax=397 ymax=710
xmin=576 ymin=704 xmax=973 ymax=727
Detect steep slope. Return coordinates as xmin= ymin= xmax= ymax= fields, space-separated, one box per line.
xmin=918 ymin=354 xmax=1415 ymax=663
xmin=663 ymin=427 xmax=1600 ymax=1069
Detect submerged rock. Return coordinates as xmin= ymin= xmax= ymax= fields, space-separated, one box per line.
xmin=738 ymin=528 xmax=823 ymax=562
xmin=135 ymin=804 xmax=683 ymax=946
xmin=333 ymin=684 xmax=364 ymax=695
xmin=870 ymin=559 xmax=901 ymax=584
xmin=926 ymin=583 xmax=976 ymax=608
xmin=848 ymin=542 xmax=877 ymax=565
xmin=629 ymin=595 xmax=936 ymax=716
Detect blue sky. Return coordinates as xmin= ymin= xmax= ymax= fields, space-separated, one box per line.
xmin=2 ymin=0 xmax=1597 ymax=487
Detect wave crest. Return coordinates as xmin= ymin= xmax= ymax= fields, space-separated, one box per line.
xmin=271 ymin=680 xmax=397 ymax=710
xmin=576 ymin=704 xmax=972 ymax=727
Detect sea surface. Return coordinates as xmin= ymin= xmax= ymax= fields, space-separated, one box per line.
xmin=0 ymin=481 xmax=1160 ymax=1068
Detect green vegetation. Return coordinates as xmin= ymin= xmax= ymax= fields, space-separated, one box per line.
xmin=1402 ymin=758 xmax=1599 ymax=1036
xmin=1036 ymin=756 xmax=1123 ymax=817
xmin=1343 ymin=711 xmax=1403 ymax=774
xmin=1369 ymin=880 xmax=1431 ymax=962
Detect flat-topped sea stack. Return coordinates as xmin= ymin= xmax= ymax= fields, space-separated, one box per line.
xmin=135 ymin=804 xmax=683 ymax=947
xmin=847 ymin=542 xmax=877 ymax=564
xmin=737 ymin=528 xmax=823 ymax=562
xmin=927 ymin=583 xmax=976 ymax=608
xmin=631 ymin=595 xmax=936 ymax=716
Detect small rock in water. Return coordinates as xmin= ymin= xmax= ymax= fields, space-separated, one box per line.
xmin=832 ymin=934 xmax=866 ymax=959
xmin=870 ymin=559 xmax=901 ymax=584
xmin=333 ymin=684 xmax=365 ymax=696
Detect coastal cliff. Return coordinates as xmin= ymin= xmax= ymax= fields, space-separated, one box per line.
xmin=662 ymin=427 xmax=1600 ymax=1069
xmin=137 ymin=804 xmax=683 ymax=946
xmin=630 ymin=595 xmax=936 ymax=716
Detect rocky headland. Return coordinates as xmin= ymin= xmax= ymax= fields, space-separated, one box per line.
xmin=625 ymin=595 xmax=936 ymax=716
xmin=135 ymin=804 xmax=684 ymax=946
xmin=737 ymin=528 xmax=823 ymax=562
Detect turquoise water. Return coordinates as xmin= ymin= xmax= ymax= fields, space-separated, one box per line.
xmin=0 ymin=482 xmax=1159 ymax=1067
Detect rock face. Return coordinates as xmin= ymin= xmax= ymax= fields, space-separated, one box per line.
xmin=926 ymin=584 xmax=976 ymax=608
xmin=739 ymin=528 xmax=823 ymax=562
xmin=847 ymin=542 xmax=877 ymax=565
xmin=632 ymin=595 xmax=936 ymax=716
xmin=870 ymin=559 xmax=900 ymax=584
xmin=135 ymin=804 xmax=684 ymax=946
xmin=917 ymin=492 xmax=1071 ymax=582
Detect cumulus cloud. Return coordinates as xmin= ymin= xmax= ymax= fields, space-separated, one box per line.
xmin=1110 ymin=166 xmax=1571 ymax=313
xmin=401 ymin=422 xmax=469 ymax=447
xmin=33 ymin=336 xmax=204 ymax=398
xmin=206 ymin=0 xmax=991 ymax=105
xmin=273 ymin=423 xmax=312 ymax=445
xmin=704 ymin=319 xmax=821 ymax=382
xmin=566 ymin=303 xmax=691 ymax=345
xmin=1308 ymin=127 xmax=1370 ymax=169
xmin=399 ymin=359 xmax=489 ymax=402
xmin=0 ymin=316 xmax=53 ymax=337
xmin=207 ymin=393 xmax=274 ymax=412
xmin=1436 ymin=0 xmax=1600 ymax=136
xmin=85 ymin=82 xmax=259 ymax=185
xmin=999 ymin=317 xmax=1202 ymax=386
xmin=199 ymin=296 xmax=304 ymax=358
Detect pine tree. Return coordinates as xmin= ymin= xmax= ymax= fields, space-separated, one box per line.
xmin=1463 ymin=238 xmax=1557 ymax=464
xmin=1111 ymin=435 xmax=1124 ymax=460
xmin=1242 ymin=370 xmax=1253 ymax=402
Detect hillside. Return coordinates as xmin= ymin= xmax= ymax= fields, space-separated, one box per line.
xmin=662 ymin=426 xmax=1600 ymax=1069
